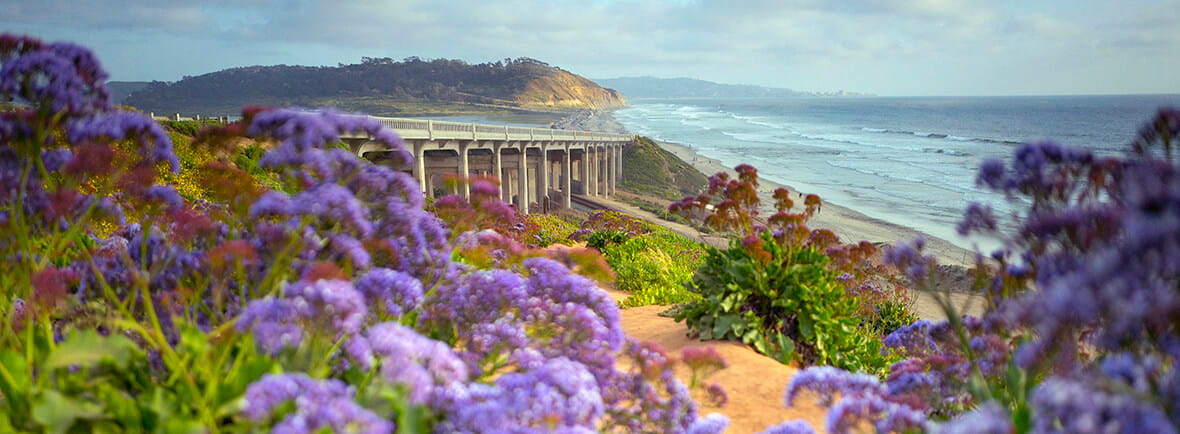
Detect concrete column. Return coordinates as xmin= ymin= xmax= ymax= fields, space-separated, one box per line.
xmin=459 ymin=141 xmax=470 ymax=198
xmin=605 ymin=143 xmax=613 ymax=197
xmin=611 ymin=144 xmax=619 ymax=195
xmin=591 ymin=146 xmax=600 ymax=196
xmin=539 ymin=144 xmax=549 ymax=212
xmin=593 ymin=146 xmax=601 ymax=196
xmin=563 ymin=143 xmax=572 ymax=208
xmin=615 ymin=144 xmax=623 ymax=192
xmin=575 ymin=149 xmax=585 ymax=195
xmin=518 ymin=143 xmax=529 ymax=214
xmin=413 ymin=142 xmax=427 ymax=194
xmin=493 ymin=142 xmax=504 ymax=200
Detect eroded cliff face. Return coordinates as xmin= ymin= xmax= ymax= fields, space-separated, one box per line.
xmin=515 ymin=70 xmax=627 ymax=109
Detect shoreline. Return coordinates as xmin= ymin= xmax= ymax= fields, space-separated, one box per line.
xmin=577 ymin=108 xmax=987 ymax=319
xmin=579 ymin=108 xmax=978 ymax=268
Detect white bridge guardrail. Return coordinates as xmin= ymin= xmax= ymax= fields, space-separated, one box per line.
xmin=368 ymin=116 xmax=633 ymax=142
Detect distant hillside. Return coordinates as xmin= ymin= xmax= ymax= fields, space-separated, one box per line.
xmin=125 ymin=57 xmax=626 ymax=117
xmin=107 ymin=81 xmax=150 ymax=105
xmin=595 ymin=76 xmax=873 ymax=99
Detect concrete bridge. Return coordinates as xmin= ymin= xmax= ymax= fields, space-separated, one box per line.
xmin=344 ymin=116 xmax=633 ymax=214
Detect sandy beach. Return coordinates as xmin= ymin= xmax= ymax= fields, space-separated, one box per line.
xmin=577 ymin=109 xmax=987 ymax=317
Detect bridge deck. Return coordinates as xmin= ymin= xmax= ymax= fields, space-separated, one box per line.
xmin=366 ymin=116 xmax=631 ymax=142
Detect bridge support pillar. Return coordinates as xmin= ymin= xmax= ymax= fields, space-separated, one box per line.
xmin=539 ymin=144 xmax=549 ymax=213
xmin=591 ymin=146 xmax=599 ymax=197
xmin=413 ymin=142 xmax=427 ymax=194
xmin=563 ymin=143 xmax=572 ymax=209
xmin=615 ymin=144 xmax=622 ymax=193
xmin=518 ymin=142 xmax=529 ymax=215
xmin=611 ymin=144 xmax=619 ymax=195
xmin=493 ymin=142 xmax=504 ymax=200
xmin=605 ymin=143 xmax=613 ymax=197
xmin=459 ymin=141 xmax=470 ymax=198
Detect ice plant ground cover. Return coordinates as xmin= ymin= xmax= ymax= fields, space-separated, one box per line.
xmin=0 ymin=34 xmax=732 ymax=433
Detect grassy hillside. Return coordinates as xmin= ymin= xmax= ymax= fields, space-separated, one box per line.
xmin=125 ymin=57 xmax=626 ymax=117
xmin=621 ymin=136 xmax=708 ymax=201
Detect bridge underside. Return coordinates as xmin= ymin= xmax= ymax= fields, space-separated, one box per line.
xmin=348 ymin=138 xmax=627 ymax=215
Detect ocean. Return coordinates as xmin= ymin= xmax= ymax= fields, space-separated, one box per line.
xmin=613 ymin=95 xmax=1180 ymax=251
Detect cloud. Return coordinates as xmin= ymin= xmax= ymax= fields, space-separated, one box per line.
xmin=2 ymin=0 xmax=211 ymax=31
xmin=2 ymin=0 xmax=1176 ymax=95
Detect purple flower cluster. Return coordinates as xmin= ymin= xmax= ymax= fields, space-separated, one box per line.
xmin=349 ymin=322 xmax=468 ymax=406
xmin=2 ymin=36 xmax=726 ymax=434
xmin=687 ymin=413 xmax=731 ymax=434
xmin=243 ymin=373 xmax=392 ymax=434
xmin=601 ymin=338 xmax=700 ymax=433
xmin=783 ymin=366 xmax=926 ymax=434
xmin=1031 ymin=377 xmax=1176 ymax=434
xmin=67 ymin=111 xmax=179 ymax=170
xmin=439 ymin=357 xmax=604 ymax=432
xmin=353 ymin=268 xmax=422 ymax=318
xmin=236 ymin=278 xmax=368 ymax=354
xmin=0 ymin=35 xmax=110 ymax=115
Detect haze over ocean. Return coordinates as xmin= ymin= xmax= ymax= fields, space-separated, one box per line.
xmin=614 ymin=94 xmax=1180 ymax=251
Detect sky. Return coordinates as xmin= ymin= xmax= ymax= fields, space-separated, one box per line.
xmin=3 ymin=0 xmax=1178 ymax=96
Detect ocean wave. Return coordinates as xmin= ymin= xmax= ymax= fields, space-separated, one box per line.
xmin=922 ymin=148 xmax=971 ymax=157
xmin=859 ymin=126 xmax=1022 ymax=145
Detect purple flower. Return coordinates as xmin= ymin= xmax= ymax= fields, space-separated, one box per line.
xmin=1031 ymin=377 xmax=1175 ymax=434
xmin=284 ymin=278 xmax=368 ymax=336
xmin=236 ymin=297 xmax=306 ymax=355
xmin=825 ymin=393 xmax=926 ymax=434
xmin=882 ymin=319 xmax=938 ymax=357
xmin=292 ymin=183 xmax=372 ymax=237
xmin=439 ymin=357 xmax=604 ymax=432
xmin=354 ymin=267 xmax=423 ymax=318
xmin=687 ymin=413 xmax=730 ymax=434
xmin=249 ymin=191 xmax=293 ymax=219
xmin=760 ymin=420 xmax=817 ymax=434
xmin=67 ymin=111 xmax=178 ymax=170
xmin=243 ymin=373 xmax=393 ymax=434
xmin=977 ymin=159 xmax=1006 ymax=189
xmin=785 ymin=366 xmax=886 ymax=408
xmin=883 ymin=238 xmax=933 ymax=286
xmin=957 ymin=202 xmax=997 ymax=236
xmin=249 ymin=108 xmax=409 ymax=170
xmin=364 ymin=322 xmax=468 ymax=406
xmin=0 ymin=40 xmax=111 ymax=115
xmin=931 ymin=402 xmax=1012 ymax=434
xmin=328 ymin=234 xmax=370 ymax=269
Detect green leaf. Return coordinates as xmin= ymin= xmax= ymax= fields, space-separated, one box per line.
xmin=0 ymin=347 xmax=29 ymax=399
xmin=774 ymin=334 xmax=796 ymax=364
xmin=32 ymin=390 xmax=104 ymax=434
xmin=43 ymin=330 xmax=142 ymax=370
xmin=178 ymin=324 xmax=210 ymax=357
xmin=712 ymin=314 xmax=738 ymax=339
xmin=798 ymin=317 xmax=815 ymax=340
xmin=96 ymin=384 xmax=142 ymax=430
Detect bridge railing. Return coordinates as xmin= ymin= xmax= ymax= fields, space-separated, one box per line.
xmin=366 ymin=116 xmax=632 ymax=142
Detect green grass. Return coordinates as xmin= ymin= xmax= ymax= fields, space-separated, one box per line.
xmin=620 ymin=136 xmax=708 ymax=200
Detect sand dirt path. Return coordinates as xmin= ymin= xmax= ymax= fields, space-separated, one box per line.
xmin=610 ymin=291 xmax=828 ymax=433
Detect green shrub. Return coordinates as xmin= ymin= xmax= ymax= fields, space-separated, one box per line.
xmin=675 ymin=231 xmax=892 ymax=374
xmin=596 ymin=227 xmax=705 ymax=307
xmin=519 ymin=213 xmax=580 ymax=247
xmin=866 ymin=299 xmax=920 ymax=336
xmin=586 ymin=229 xmax=631 ymax=251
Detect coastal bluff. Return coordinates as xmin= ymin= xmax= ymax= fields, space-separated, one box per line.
xmin=123 ymin=57 xmax=625 ymax=117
